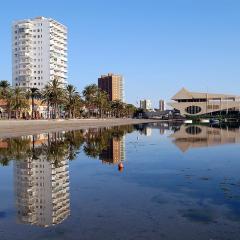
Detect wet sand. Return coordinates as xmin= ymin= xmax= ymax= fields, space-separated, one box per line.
xmin=0 ymin=118 xmax=159 ymax=138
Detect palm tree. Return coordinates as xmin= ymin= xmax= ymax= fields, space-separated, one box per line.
xmin=5 ymin=89 xmax=14 ymax=119
xmin=0 ymin=80 xmax=10 ymax=98
xmin=41 ymin=85 xmax=52 ymax=119
xmin=82 ymin=84 xmax=98 ymax=117
xmin=125 ymin=104 xmax=136 ymax=118
xmin=26 ymin=87 xmax=41 ymax=119
xmin=111 ymin=100 xmax=124 ymax=118
xmin=0 ymin=80 xmax=11 ymax=118
xmin=41 ymin=78 xmax=65 ymax=119
xmin=64 ymin=84 xmax=82 ymax=118
xmin=96 ymin=90 xmax=109 ymax=118
xmin=12 ymin=87 xmax=29 ymax=119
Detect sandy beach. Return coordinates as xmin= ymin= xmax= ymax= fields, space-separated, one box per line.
xmin=0 ymin=118 xmax=159 ymax=138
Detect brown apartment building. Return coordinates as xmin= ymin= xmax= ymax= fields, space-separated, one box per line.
xmin=98 ymin=73 xmax=124 ymax=101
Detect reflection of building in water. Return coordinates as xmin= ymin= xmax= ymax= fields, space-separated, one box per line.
xmin=14 ymin=134 xmax=70 ymax=227
xmin=99 ymin=137 xmax=125 ymax=165
xmin=160 ymin=128 xmax=165 ymax=135
xmin=170 ymin=125 xmax=240 ymax=152
xmin=144 ymin=127 xmax=152 ymax=137
xmin=170 ymin=88 xmax=240 ymax=116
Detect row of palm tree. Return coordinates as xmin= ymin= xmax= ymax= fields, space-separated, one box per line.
xmin=0 ymin=80 xmax=29 ymax=119
xmin=0 ymin=78 xmax=137 ymax=119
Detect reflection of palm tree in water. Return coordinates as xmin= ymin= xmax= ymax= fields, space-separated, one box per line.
xmin=0 ymin=126 xmax=138 ymax=226
xmin=83 ymin=126 xmax=130 ymax=161
xmin=0 ymin=137 xmax=32 ymax=166
xmin=0 ymin=125 xmax=134 ymax=167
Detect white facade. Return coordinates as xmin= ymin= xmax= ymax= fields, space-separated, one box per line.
xmin=140 ymin=99 xmax=152 ymax=110
xmin=12 ymin=17 xmax=67 ymax=89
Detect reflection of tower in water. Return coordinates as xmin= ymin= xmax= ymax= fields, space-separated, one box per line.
xmin=100 ymin=136 xmax=125 ymax=165
xmin=144 ymin=127 xmax=152 ymax=136
xmin=14 ymin=134 xmax=70 ymax=227
xmin=159 ymin=128 xmax=165 ymax=135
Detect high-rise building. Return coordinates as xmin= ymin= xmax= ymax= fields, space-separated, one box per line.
xmin=98 ymin=73 xmax=124 ymax=101
xmin=159 ymin=100 xmax=165 ymax=111
xmin=12 ymin=17 xmax=67 ymax=89
xmin=140 ymin=99 xmax=152 ymax=110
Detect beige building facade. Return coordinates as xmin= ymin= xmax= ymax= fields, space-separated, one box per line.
xmin=98 ymin=73 xmax=124 ymax=101
xmin=170 ymin=88 xmax=240 ymax=116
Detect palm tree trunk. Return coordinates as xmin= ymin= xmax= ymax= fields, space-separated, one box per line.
xmin=47 ymin=101 xmax=50 ymax=119
xmin=31 ymin=96 xmax=34 ymax=119
xmin=54 ymin=103 xmax=57 ymax=119
xmin=8 ymin=109 xmax=11 ymax=119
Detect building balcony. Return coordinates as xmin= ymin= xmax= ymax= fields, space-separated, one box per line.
xmin=18 ymin=42 xmax=32 ymax=47
xmin=19 ymin=58 xmax=33 ymax=64
xmin=18 ymin=65 xmax=33 ymax=71
xmin=18 ymin=23 xmax=32 ymax=29
xmin=19 ymin=52 xmax=32 ymax=58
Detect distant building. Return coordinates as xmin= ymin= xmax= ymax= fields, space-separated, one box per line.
xmin=170 ymin=88 xmax=240 ymax=116
xmin=98 ymin=73 xmax=124 ymax=101
xmin=159 ymin=100 xmax=165 ymax=111
xmin=142 ymin=109 xmax=177 ymax=119
xmin=140 ymin=99 xmax=151 ymax=110
xmin=12 ymin=16 xmax=67 ymax=89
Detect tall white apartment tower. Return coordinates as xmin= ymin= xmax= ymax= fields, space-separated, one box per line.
xmin=12 ymin=17 xmax=67 ymax=89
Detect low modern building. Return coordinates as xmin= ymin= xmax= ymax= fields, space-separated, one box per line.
xmin=140 ymin=99 xmax=152 ymax=110
xmin=98 ymin=73 xmax=124 ymax=101
xmin=170 ymin=88 xmax=240 ymax=116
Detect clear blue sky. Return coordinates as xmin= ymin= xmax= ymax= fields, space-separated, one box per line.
xmin=1 ymin=0 xmax=240 ymax=107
